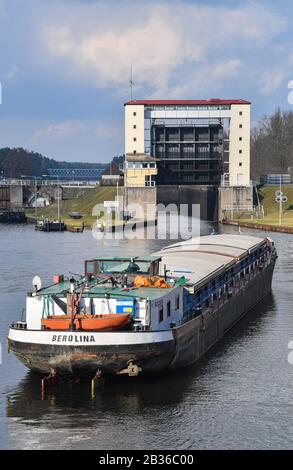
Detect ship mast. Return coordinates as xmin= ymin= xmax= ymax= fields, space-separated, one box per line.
xmin=129 ymin=65 xmax=134 ymax=101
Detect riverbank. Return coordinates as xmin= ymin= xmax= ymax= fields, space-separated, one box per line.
xmin=223 ymin=185 xmax=293 ymax=233
xmin=223 ymin=220 xmax=293 ymax=234
xmin=25 ymin=186 xmax=116 ymax=228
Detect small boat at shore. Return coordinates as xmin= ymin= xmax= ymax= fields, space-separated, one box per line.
xmin=35 ymin=218 xmax=66 ymax=232
xmin=7 ymin=234 xmax=277 ymax=386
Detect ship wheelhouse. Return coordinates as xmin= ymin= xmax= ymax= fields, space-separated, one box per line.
xmin=84 ymin=256 xmax=161 ymax=277
xmin=23 ymin=255 xmax=186 ymax=333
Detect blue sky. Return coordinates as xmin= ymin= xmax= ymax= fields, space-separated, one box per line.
xmin=0 ymin=0 xmax=293 ymax=163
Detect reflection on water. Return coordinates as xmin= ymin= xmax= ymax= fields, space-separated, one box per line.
xmin=1 ymin=224 xmax=293 ymax=449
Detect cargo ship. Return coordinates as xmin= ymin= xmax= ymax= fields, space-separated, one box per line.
xmin=7 ymin=234 xmax=276 ymax=385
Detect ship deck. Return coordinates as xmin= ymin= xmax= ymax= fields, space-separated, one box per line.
xmin=38 ymin=279 xmax=178 ymax=301
xmin=154 ymin=234 xmax=267 ymax=287
xmin=38 ymin=235 xmax=268 ymax=298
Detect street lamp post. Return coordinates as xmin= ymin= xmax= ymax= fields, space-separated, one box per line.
xmin=34 ymin=178 xmax=38 ymax=219
xmin=279 ymin=174 xmax=282 ymax=226
xmin=275 ymin=174 xmax=288 ymax=226
xmin=57 ymin=176 xmax=60 ymax=221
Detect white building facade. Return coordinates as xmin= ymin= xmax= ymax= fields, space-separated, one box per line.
xmin=125 ymin=99 xmax=251 ymax=187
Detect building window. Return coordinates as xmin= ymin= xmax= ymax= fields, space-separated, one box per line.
xmin=175 ymin=295 xmax=179 ymax=310
xmin=159 ymin=306 xmax=164 ymax=323
xmin=239 ymin=124 xmax=243 ymax=128
xmin=133 ymin=112 xmax=136 ymax=116
xmin=239 ymin=111 xmax=243 ymax=116
xmin=239 ymin=162 xmax=242 ymax=167
xmin=133 ymin=125 xmax=136 ymax=129
xmin=133 ymin=150 xmax=136 ymax=154
xmin=239 ymin=149 xmax=242 ymax=154
xmin=133 ymin=137 xmax=137 ymax=142
xmin=167 ymin=301 xmax=171 ymax=317
xmin=239 ymin=137 xmax=242 ymax=141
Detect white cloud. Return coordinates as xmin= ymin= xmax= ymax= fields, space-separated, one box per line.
xmin=30 ymin=119 xmax=122 ymax=144
xmin=260 ymin=68 xmax=286 ymax=95
xmin=95 ymin=124 xmax=122 ymax=142
xmin=153 ymin=58 xmax=242 ymax=99
xmin=3 ymin=65 xmax=19 ymax=81
xmin=214 ymin=4 xmax=285 ymax=42
xmin=43 ymin=1 xmax=286 ymax=96
xmin=31 ymin=120 xmax=84 ymax=142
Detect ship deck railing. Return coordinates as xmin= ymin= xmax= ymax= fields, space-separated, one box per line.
xmin=188 ymin=253 xmax=273 ymax=321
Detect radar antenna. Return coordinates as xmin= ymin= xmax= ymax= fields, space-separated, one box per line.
xmin=129 ymin=65 xmax=134 ymax=101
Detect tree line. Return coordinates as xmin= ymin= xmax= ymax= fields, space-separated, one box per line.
xmin=251 ymin=108 xmax=293 ymax=180
xmin=0 ymin=147 xmax=107 ymax=178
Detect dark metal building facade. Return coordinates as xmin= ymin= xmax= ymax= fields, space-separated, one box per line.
xmin=151 ymin=123 xmax=223 ymax=185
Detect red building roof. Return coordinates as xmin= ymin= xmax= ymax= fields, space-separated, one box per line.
xmin=124 ymin=99 xmax=251 ymax=106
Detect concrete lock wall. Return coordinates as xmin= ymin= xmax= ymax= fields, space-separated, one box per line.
xmin=9 ymin=186 xmax=23 ymax=208
xmin=124 ymin=186 xmax=157 ymax=221
xmin=218 ymin=186 xmax=253 ymax=221
xmin=24 ymin=185 xmax=63 ymax=207
xmin=157 ymin=185 xmax=219 ymax=221
xmin=0 ymin=186 xmax=11 ymax=209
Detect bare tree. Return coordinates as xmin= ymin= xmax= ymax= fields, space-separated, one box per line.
xmin=251 ymin=108 xmax=293 ymax=179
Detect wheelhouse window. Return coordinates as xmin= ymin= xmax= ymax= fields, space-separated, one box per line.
xmin=85 ymin=261 xmax=95 ymax=275
xmin=97 ymin=260 xmax=150 ymax=274
xmin=159 ymin=306 xmax=164 ymax=323
xmin=175 ymin=295 xmax=180 ymax=310
xmin=167 ymin=301 xmax=171 ymax=317
xmin=84 ymin=258 xmax=160 ymax=276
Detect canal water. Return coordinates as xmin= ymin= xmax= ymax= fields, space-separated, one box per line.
xmin=0 ymin=222 xmax=292 ymax=450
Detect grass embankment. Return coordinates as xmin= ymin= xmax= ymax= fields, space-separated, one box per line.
xmin=237 ymin=186 xmax=293 ymax=227
xmin=25 ymin=186 xmax=116 ymax=228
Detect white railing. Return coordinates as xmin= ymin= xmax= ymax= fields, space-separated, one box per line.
xmin=222 ymin=204 xmax=254 ymax=211
xmin=220 ymin=174 xmax=254 ymax=188
xmin=222 ymin=205 xmax=265 ymax=221
xmin=125 ymin=181 xmax=156 ymax=188
xmin=0 ymin=178 xmax=100 ymax=187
